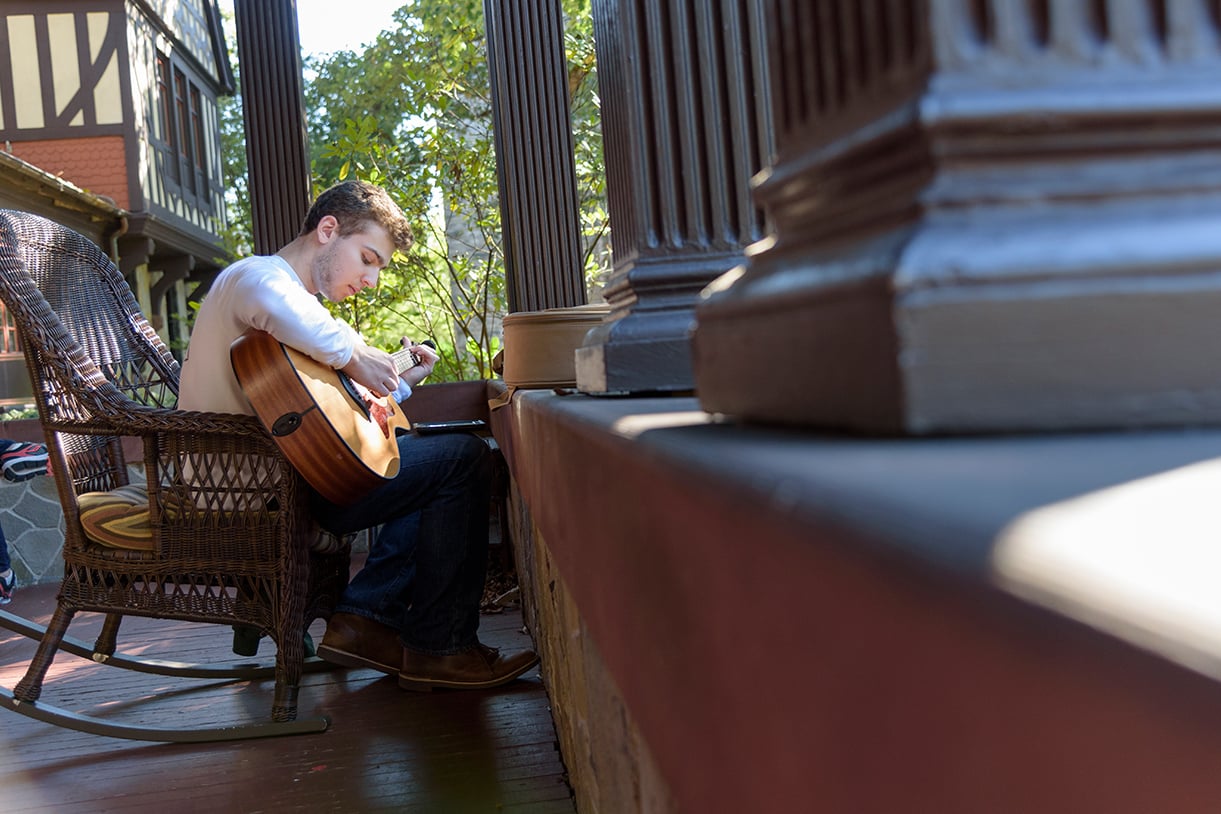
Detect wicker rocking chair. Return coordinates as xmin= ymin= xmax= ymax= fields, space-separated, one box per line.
xmin=0 ymin=209 xmax=350 ymax=741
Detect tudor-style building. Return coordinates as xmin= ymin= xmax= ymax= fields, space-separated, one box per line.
xmin=0 ymin=0 xmax=233 ymax=405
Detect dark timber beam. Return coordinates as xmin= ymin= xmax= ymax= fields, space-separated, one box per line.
xmin=233 ymin=0 xmax=311 ymax=255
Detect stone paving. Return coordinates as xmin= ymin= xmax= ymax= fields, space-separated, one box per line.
xmin=0 ymin=467 xmax=375 ymax=588
xmin=0 ymin=471 xmax=64 ymax=586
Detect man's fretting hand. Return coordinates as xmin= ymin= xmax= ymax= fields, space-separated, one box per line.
xmin=400 ymin=338 xmax=439 ymax=387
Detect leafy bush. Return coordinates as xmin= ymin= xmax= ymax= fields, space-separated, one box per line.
xmin=219 ymin=1 xmax=607 ymax=382
xmin=303 ymin=0 xmax=607 ymax=381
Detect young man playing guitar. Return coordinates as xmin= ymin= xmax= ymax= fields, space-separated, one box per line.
xmin=179 ymin=180 xmax=538 ymax=690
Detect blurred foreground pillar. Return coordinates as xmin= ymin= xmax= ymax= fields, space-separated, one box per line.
xmin=693 ymin=0 xmax=1221 ymax=432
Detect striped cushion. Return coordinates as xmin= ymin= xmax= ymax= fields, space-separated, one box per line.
xmin=77 ymin=485 xmax=156 ymax=551
xmin=77 ymin=485 xmax=344 ymax=553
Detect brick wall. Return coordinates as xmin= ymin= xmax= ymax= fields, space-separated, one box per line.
xmin=8 ymin=136 xmax=129 ymax=210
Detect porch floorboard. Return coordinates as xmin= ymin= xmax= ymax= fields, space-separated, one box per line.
xmin=0 ymin=571 xmax=573 ymax=813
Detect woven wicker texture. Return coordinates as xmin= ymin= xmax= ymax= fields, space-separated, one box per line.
xmin=0 ymin=210 xmax=350 ymax=723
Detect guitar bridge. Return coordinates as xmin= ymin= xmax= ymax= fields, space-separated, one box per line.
xmin=338 ymin=372 xmax=372 ymax=420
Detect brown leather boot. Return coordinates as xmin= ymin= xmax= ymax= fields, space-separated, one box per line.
xmin=317 ymin=612 xmax=402 ymax=675
xmin=398 ymin=642 xmax=540 ymax=691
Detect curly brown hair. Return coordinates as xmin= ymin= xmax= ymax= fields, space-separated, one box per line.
xmin=300 ymin=180 xmax=414 ymax=254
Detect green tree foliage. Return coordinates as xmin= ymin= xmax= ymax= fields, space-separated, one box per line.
xmin=218 ymin=48 xmax=251 ymax=260
xmin=219 ymin=1 xmax=606 ymax=381
xmin=562 ymin=1 xmax=610 ymax=287
xmin=303 ymin=0 xmax=607 ymax=381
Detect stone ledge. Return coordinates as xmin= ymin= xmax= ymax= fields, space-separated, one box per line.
xmin=0 ymin=418 xmax=43 ymax=443
xmin=496 ymin=389 xmax=1221 ymax=813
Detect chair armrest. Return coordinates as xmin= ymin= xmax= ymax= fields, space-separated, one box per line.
xmin=144 ymin=409 xmax=296 ymax=502
xmin=138 ymin=409 xmax=316 ymax=566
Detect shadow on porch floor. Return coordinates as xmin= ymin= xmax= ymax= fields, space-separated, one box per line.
xmin=0 ymin=569 xmax=574 ymax=813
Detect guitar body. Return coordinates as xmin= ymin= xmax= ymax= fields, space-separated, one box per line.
xmin=230 ymin=328 xmax=410 ymax=506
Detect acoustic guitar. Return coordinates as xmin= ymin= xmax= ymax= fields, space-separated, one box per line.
xmin=229 ymin=328 xmax=420 ymax=505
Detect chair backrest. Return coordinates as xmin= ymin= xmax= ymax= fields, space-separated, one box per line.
xmin=0 ymin=209 xmax=179 ymax=493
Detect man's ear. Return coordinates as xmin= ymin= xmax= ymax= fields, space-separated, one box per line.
xmin=316 ymin=214 xmax=340 ymax=243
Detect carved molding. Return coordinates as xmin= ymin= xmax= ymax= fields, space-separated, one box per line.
xmin=693 ymin=0 xmax=1221 ymax=432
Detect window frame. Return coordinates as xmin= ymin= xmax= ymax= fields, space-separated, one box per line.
xmin=153 ymin=49 xmax=212 ymax=212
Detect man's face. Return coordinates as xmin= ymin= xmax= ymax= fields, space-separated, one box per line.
xmin=313 ymin=220 xmax=395 ymax=302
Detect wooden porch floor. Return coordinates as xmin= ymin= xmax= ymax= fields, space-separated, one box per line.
xmin=0 ymin=572 xmax=575 ymax=813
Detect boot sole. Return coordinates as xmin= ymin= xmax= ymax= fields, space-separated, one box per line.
xmin=316 ymin=643 xmax=399 ymax=676
xmin=397 ymin=656 xmax=540 ymax=692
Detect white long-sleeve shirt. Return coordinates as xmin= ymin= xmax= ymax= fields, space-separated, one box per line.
xmin=178 ymin=255 xmax=408 ymax=415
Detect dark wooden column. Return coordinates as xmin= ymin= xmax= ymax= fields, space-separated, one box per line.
xmin=575 ymin=0 xmax=773 ymax=395
xmin=693 ymin=0 xmax=1221 ymax=433
xmin=233 ymin=0 xmax=311 ymax=254
xmin=484 ymin=0 xmax=586 ymax=312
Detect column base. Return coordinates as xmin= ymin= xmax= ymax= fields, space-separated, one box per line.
xmin=576 ymin=337 xmax=695 ymax=396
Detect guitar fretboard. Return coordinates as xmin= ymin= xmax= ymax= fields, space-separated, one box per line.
xmin=392 ymin=347 xmax=422 ymax=375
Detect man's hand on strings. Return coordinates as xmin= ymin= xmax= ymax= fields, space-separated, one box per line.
xmin=400 ymin=338 xmax=439 ymax=387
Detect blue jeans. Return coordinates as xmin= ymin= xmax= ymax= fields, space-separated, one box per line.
xmin=309 ymin=431 xmax=493 ymax=655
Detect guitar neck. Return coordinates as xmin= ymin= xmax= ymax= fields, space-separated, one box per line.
xmin=392 ymin=346 xmax=422 ymax=375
